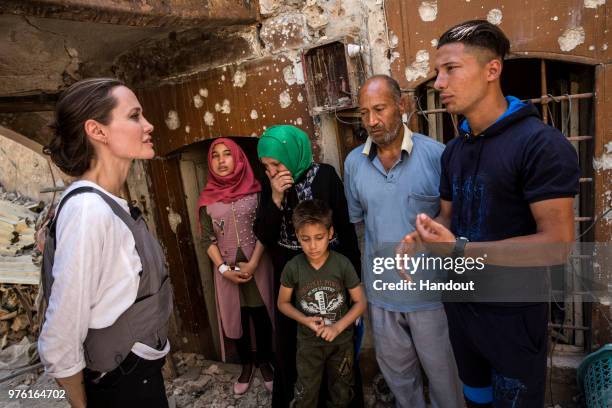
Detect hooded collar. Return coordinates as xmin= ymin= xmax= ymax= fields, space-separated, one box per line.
xmin=459 ymin=96 xmax=534 ymax=138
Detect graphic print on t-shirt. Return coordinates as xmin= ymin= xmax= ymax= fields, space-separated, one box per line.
xmin=297 ymin=279 xmax=345 ymax=326
xmin=452 ymin=174 xmax=488 ymax=241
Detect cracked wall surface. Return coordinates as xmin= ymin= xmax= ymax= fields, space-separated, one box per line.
xmin=0 ymin=14 xmax=174 ymax=95
xmin=0 ymin=15 xmax=78 ymax=95
xmin=0 ymin=130 xmax=68 ymax=203
xmin=385 ymin=0 xmax=611 ymax=89
xmin=117 ymin=0 xmax=391 ymax=163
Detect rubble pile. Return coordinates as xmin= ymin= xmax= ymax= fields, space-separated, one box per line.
xmin=166 ymin=352 xmax=272 ymax=408
xmin=0 ymin=184 xmax=48 ymax=350
xmin=0 ymin=191 xmax=41 ymax=257
xmin=0 ymin=286 xmax=39 ymax=349
xmin=165 ymin=352 xmax=395 ymax=408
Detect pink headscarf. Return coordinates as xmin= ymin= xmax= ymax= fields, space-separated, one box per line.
xmin=197 ymin=138 xmax=261 ymax=215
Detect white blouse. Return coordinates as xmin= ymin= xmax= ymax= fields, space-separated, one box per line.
xmin=38 ymin=180 xmax=169 ymax=379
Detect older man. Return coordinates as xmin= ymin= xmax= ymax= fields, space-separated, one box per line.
xmin=343 ymin=75 xmax=462 ymax=408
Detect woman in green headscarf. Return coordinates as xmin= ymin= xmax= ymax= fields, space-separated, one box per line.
xmin=254 ymin=125 xmax=362 ymax=407
xmin=257 ymin=125 xmax=313 ymax=182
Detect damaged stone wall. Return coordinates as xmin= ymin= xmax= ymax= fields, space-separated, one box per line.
xmin=591 ymin=63 xmax=612 ymax=346
xmin=135 ymin=56 xmax=316 ymax=157
xmin=0 ymin=127 xmax=68 ymax=204
xmin=385 ymin=0 xmax=611 ymax=90
xmin=0 ymin=14 xmax=176 ymax=96
xmin=114 ymin=0 xmax=393 ymax=161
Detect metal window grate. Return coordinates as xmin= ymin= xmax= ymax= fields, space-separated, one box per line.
xmin=412 ymin=58 xmax=596 ymax=350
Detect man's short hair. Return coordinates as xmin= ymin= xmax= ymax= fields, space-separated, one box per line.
xmin=361 ymin=74 xmax=402 ymax=102
xmin=437 ymin=20 xmax=510 ymax=61
xmin=292 ymin=199 xmax=333 ymax=232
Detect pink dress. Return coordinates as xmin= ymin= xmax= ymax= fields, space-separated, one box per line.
xmin=203 ymin=193 xmax=274 ymax=360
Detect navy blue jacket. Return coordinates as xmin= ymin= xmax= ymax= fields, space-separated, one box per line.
xmin=440 ymin=101 xmax=580 ymax=242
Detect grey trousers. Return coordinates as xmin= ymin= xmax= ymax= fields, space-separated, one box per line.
xmin=369 ymin=304 xmax=463 ymax=408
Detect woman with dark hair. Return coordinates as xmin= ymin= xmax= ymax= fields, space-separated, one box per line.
xmin=38 ymin=78 xmax=172 ymax=408
xmin=196 ymin=138 xmax=274 ymax=395
xmin=254 ymin=125 xmax=362 ymax=407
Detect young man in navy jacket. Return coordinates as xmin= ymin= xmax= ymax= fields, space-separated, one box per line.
xmin=403 ymin=20 xmax=580 ymax=407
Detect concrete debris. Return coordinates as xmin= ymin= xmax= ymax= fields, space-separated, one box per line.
xmin=0 ymin=346 xmax=398 ymax=407
xmin=0 ymin=285 xmax=40 ymax=351
xmin=165 ymin=353 xmax=271 ymax=407
xmin=0 ymin=337 xmax=37 ymax=370
xmin=166 ymin=352 xmax=393 ymax=407
xmin=0 ymin=184 xmax=46 ymax=351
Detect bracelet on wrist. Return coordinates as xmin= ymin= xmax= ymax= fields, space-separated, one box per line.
xmin=218 ymin=263 xmax=230 ymax=275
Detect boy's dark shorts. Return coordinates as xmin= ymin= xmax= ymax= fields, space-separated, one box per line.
xmin=293 ymin=340 xmax=354 ymax=408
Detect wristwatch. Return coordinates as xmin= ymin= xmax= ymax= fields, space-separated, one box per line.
xmin=218 ymin=263 xmax=230 ymax=275
xmin=452 ymin=236 xmax=469 ymax=258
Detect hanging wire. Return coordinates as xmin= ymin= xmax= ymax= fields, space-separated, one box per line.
xmin=414 ymin=93 xmax=432 ymax=127
xmin=333 ymin=108 xmax=361 ymax=126
xmin=577 ymin=208 xmax=612 ymax=240
xmin=563 ymin=93 xmax=572 ymax=136
xmin=543 ymin=93 xmax=574 ymax=136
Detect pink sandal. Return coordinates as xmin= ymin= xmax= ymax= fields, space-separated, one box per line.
xmin=260 ymin=362 xmax=274 ymax=392
xmin=233 ymin=365 xmax=255 ymax=395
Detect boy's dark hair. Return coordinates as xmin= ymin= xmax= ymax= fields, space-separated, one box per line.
xmin=437 ymin=20 xmax=510 ymax=61
xmin=292 ymin=199 xmax=333 ymax=232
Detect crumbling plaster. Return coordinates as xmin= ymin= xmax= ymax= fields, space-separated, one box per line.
xmin=114 ymin=0 xmax=392 ymax=174
xmin=0 ymin=130 xmax=68 ymax=204
xmin=1 ymin=0 xmax=394 ymax=175
xmin=0 ymin=14 xmax=174 ymax=95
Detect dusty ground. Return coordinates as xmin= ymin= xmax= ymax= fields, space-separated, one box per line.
xmin=0 ymin=352 xmax=582 ymax=407
xmin=0 ymin=351 xmax=398 ymax=407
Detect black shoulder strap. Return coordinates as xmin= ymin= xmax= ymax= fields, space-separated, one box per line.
xmin=49 ymin=186 xmax=136 ymax=237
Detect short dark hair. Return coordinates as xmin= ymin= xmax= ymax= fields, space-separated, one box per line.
xmin=44 ymin=78 xmax=125 ymax=177
xmin=361 ymin=74 xmax=401 ymax=102
xmin=292 ymin=199 xmax=333 ymax=232
xmin=437 ymin=20 xmax=510 ymax=61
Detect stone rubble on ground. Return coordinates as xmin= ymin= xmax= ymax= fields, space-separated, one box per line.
xmin=166 ymin=352 xmax=394 ymax=408
xmin=0 ymin=184 xmax=49 ymax=351
xmin=166 ymin=352 xmax=272 ymax=408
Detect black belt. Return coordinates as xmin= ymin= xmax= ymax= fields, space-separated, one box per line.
xmin=84 ymin=352 xmax=166 ymax=386
xmin=84 ymin=352 xmax=141 ymax=385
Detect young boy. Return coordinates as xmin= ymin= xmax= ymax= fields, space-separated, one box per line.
xmin=278 ymin=199 xmax=366 ymax=407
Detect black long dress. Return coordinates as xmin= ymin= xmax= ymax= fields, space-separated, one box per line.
xmin=254 ymin=162 xmax=362 ymax=408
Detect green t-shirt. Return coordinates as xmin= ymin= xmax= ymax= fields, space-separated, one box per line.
xmin=280 ymin=250 xmax=361 ymax=345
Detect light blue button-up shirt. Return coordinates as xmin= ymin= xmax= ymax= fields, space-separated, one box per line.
xmin=344 ymin=125 xmax=445 ymax=312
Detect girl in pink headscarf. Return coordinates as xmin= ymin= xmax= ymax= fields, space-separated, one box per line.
xmin=197 ymin=138 xmax=274 ymax=395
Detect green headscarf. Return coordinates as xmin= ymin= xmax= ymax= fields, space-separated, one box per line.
xmin=257 ymin=125 xmax=313 ymax=180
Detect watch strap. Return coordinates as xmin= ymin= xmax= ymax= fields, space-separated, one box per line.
xmin=452 ymin=237 xmax=469 ymax=258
